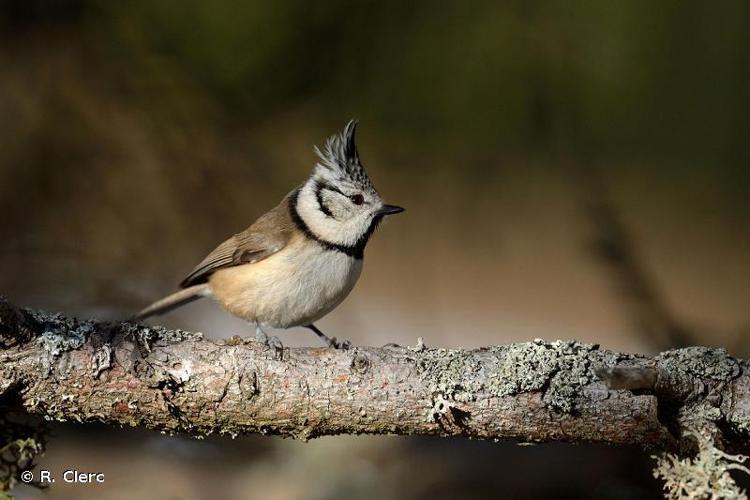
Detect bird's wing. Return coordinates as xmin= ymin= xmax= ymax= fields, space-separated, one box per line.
xmin=179 ymin=195 xmax=296 ymax=288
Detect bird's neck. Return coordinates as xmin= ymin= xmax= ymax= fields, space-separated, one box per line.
xmin=289 ymin=188 xmax=366 ymax=259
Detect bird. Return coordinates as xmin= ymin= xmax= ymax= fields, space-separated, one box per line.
xmin=133 ymin=120 xmax=404 ymax=349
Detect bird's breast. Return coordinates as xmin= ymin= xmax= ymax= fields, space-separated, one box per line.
xmin=209 ymin=238 xmax=363 ymax=328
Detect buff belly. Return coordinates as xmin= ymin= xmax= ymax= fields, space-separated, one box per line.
xmin=207 ymin=241 xmax=363 ymax=328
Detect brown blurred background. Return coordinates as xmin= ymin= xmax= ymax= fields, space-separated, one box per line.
xmin=2 ymin=1 xmax=749 ymax=498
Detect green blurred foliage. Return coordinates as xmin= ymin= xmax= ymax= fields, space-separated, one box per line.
xmin=77 ymin=0 xmax=749 ymax=164
xmin=2 ymin=0 xmax=750 ymax=181
xmin=4 ymin=0 xmax=743 ymax=161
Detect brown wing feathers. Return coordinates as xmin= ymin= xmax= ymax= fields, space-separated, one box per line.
xmin=133 ymin=192 xmax=297 ymax=321
xmin=179 ymin=193 xmax=296 ymax=288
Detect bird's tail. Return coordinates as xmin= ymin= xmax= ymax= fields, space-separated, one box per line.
xmin=132 ymin=284 xmax=211 ymax=321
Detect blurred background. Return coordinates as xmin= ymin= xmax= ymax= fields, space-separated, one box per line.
xmin=1 ymin=1 xmax=748 ymax=498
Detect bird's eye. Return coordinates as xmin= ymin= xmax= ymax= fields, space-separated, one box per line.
xmin=350 ymin=194 xmax=364 ymax=205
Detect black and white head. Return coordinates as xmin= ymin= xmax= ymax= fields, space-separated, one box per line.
xmin=293 ymin=120 xmax=404 ymax=255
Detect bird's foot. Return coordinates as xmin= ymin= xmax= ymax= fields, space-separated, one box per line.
xmin=327 ymin=337 xmax=352 ymax=350
xmin=255 ymin=325 xmax=284 ymax=359
xmin=306 ymin=324 xmax=351 ymax=350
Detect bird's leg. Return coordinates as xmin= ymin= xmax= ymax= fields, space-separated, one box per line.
xmin=255 ymin=323 xmax=283 ymax=357
xmin=254 ymin=324 xmax=268 ymax=343
xmin=306 ymin=324 xmax=351 ymax=350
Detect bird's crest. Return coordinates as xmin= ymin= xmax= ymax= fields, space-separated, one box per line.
xmin=314 ymin=120 xmax=374 ymax=190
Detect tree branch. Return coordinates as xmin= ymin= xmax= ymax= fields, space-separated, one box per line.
xmin=1 ymin=297 xmax=748 ymax=452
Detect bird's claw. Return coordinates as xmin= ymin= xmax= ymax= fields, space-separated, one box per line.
xmin=268 ymin=335 xmax=284 ymax=352
xmin=328 ymin=337 xmax=352 ymax=350
xmin=255 ymin=326 xmax=284 ymax=359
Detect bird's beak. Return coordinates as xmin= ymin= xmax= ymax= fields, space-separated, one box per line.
xmin=377 ymin=204 xmax=405 ymax=216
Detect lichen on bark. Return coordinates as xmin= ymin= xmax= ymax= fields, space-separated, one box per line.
xmin=653 ymin=432 xmax=750 ymax=499
xmin=414 ymin=346 xmax=483 ymax=403
xmin=654 ymin=347 xmax=741 ymax=388
xmin=487 ymin=339 xmax=630 ymax=413
xmin=0 ymin=408 xmax=45 ymax=495
xmin=2 ymin=297 xmax=750 ymax=499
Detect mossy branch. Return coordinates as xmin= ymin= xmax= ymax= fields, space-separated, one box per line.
xmin=1 ymin=297 xmax=750 ymax=496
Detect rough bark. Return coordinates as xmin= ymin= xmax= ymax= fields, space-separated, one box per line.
xmin=1 ymin=297 xmax=749 ymax=453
